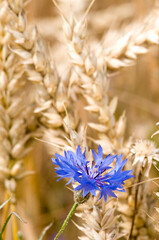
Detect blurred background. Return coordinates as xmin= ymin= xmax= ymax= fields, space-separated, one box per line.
xmin=26 ymin=0 xmax=159 ymax=140
xmin=5 ymin=0 xmax=159 ymax=239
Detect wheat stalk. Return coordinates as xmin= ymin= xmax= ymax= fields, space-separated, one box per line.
xmin=117 ymin=139 xmax=159 ymax=239
xmin=62 ymin=6 xmax=128 ymax=155
xmin=56 ymin=4 xmax=131 ymax=239
xmin=0 ymin=0 xmax=42 ymax=237
xmin=6 ymin=0 xmax=82 ymax=157
xmin=151 ymin=123 xmax=159 ymax=233
xmin=0 ymin=0 xmax=40 ymax=201
xmin=99 ymin=8 xmax=159 ymax=71
xmin=75 ymin=196 xmax=125 ymax=240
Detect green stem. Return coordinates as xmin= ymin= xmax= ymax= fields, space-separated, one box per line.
xmin=54 ymin=202 xmax=78 ymax=240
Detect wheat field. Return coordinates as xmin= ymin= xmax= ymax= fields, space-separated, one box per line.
xmin=0 ymin=0 xmax=159 ymax=240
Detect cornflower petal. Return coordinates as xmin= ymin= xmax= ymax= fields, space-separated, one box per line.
xmin=114 ymin=154 xmax=128 ymax=171
xmin=74 ymin=173 xmax=99 ymax=197
xmin=92 ymin=144 xmax=103 ymax=166
xmin=99 ymin=185 xmax=118 ymax=202
xmin=99 ymin=154 xmax=116 ymax=172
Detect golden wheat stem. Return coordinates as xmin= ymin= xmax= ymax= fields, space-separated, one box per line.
xmin=129 ymin=172 xmax=142 ymax=239
xmin=11 ymin=204 xmax=18 ymax=240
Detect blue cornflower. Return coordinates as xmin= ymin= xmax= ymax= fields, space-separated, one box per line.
xmin=52 ymin=145 xmax=134 ymax=202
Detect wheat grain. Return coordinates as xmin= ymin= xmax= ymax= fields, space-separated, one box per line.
xmin=75 ymin=196 xmax=125 ymax=240
xmin=62 ymin=12 xmax=129 ymax=155
xmin=100 ymin=8 xmax=159 ymax=71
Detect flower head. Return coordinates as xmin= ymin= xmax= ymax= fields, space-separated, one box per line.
xmin=52 ymin=145 xmax=134 ymax=202
xmin=131 ymin=139 xmax=159 ymax=177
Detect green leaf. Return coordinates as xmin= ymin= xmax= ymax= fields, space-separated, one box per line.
xmin=0 ymin=197 xmax=11 ymax=210
xmin=0 ymin=233 xmax=2 ymax=240
xmin=0 ymin=212 xmax=26 ymax=236
xmin=38 ymin=222 xmax=53 ymax=240
xmin=0 ymin=213 xmax=12 ymax=236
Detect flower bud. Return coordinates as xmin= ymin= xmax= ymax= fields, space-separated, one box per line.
xmin=74 ymin=190 xmax=90 ymax=204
